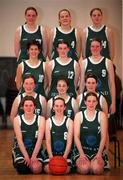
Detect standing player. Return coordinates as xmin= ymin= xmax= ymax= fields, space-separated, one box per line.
xmin=48 ymin=9 xmax=81 ymax=61
xmin=82 ymin=8 xmax=114 ymax=60
xmin=14 ymin=6 xmax=48 ymax=64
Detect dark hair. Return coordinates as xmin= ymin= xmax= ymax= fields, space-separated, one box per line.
xmin=56 ymin=76 xmax=69 ymax=87
xmin=90 ymin=38 xmax=102 ymax=46
xmin=85 ymin=73 xmax=98 ymax=83
xmin=56 ymin=40 xmax=70 ymax=48
xmin=53 ymin=97 xmax=66 ymax=107
xmin=90 ymin=8 xmax=103 ymax=16
xmin=25 ymin=7 xmax=38 ymax=16
xmin=23 ymin=74 xmax=36 ymax=84
xmin=84 ymin=92 xmax=98 ymax=102
xmin=21 ymin=95 xmax=36 ymax=107
xmin=27 ymin=40 xmax=41 ymax=50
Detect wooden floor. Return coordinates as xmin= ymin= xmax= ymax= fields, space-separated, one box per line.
xmin=0 ymin=122 xmax=123 ymax=180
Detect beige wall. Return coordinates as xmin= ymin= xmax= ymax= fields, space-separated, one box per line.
xmin=0 ymin=0 xmax=122 ymax=84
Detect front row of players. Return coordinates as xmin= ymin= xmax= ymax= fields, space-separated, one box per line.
xmin=12 ymin=90 xmax=108 ymax=175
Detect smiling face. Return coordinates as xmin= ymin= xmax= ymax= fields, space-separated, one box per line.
xmin=56 ymin=80 xmax=68 ymax=95
xmin=53 ymin=99 xmax=66 ymax=116
xmin=85 ymin=95 xmax=98 ymax=111
xmin=85 ymin=77 xmax=97 ymax=92
xmin=25 ymin=9 xmax=37 ymax=25
xmin=57 ymin=43 xmax=70 ymax=58
xmin=90 ymin=40 xmax=102 ymax=56
xmin=23 ymin=100 xmax=35 ymax=114
xmin=59 ymin=10 xmax=71 ymax=26
xmin=23 ymin=77 xmax=35 ymax=94
xmin=90 ymin=9 xmax=103 ymax=26
xmin=28 ymin=44 xmax=40 ymax=59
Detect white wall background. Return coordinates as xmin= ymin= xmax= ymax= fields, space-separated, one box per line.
xmin=0 ymin=0 xmax=122 ymax=84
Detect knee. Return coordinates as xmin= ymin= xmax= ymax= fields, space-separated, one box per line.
xmin=91 ymin=160 xmax=104 ymax=175
xmin=76 ymin=158 xmax=90 ymax=175
xmin=31 ymin=161 xmax=42 ymax=174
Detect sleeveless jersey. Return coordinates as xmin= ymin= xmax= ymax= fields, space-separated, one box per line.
xmin=85 ymin=57 xmax=111 ymax=107
xmin=51 ymin=96 xmax=75 ymax=120
xmin=13 ymin=115 xmax=40 ymax=152
xmin=50 ymin=116 xmax=69 ymax=155
xmin=85 ymin=25 xmax=110 ymax=59
xmin=51 ymin=27 xmax=78 ymax=60
xmin=21 ymin=61 xmax=46 ymax=97
xmin=17 ymin=25 xmax=45 ymax=64
xmin=48 ymin=58 xmax=76 ymax=99
xmin=18 ymin=93 xmax=42 ymax=116
xmin=80 ymin=110 xmax=101 ymax=160
xmin=79 ymin=91 xmax=102 ymax=111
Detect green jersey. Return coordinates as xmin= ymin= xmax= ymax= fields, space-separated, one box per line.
xmin=17 ymin=25 xmax=45 ymax=64
xmin=21 ymin=61 xmax=46 ymax=97
xmin=79 ymin=91 xmax=103 ymax=112
xmin=48 ymin=58 xmax=77 ymax=99
xmin=51 ymin=27 xmax=78 ymax=60
xmin=85 ymin=25 xmax=110 ymax=59
xmin=50 ymin=116 xmax=69 ymax=155
xmin=80 ymin=110 xmax=101 ymax=160
xmin=50 ymin=96 xmax=75 ymax=120
xmin=18 ymin=93 xmax=42 ymax=116
xmin=85 ymin=57 xmax=111 ymax=108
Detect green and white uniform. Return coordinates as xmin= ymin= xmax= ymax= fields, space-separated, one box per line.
xmin=12 ymin=114 xmax=44 ymax=165
xmin=74 ymin=110 xmax=101 ymax=160
xmin=44 ymin=116 xmax=72 ymax=163
xmin=79 ymin=91 xmax=104 ymax=112
xmin=48 ymin=57 xmax=77 ymax=99
xmin=84 ymin=57 xmax=111 ymax=108
xmin=50 ymin=96 xmax=75 ymax=120
xmin=17 ymin=25 xmax=45 ymax=64
xmin=20 ymin=60 xmax=46 ymax=97
xmin=51 ymin=27 xmax=78 ymax=60
xmin=18 ymin=93 xmax=43 ymax=116
xmin=85 ymin=25 xmax=110 ymax=59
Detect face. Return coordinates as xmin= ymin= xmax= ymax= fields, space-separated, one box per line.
xmin=85 ymin=95 xmax=98 ymax=111
xmin=23 ymin=100 xmax=35 ymax=114
xmin=53 ymin=99 xmax=66 ymax=115
xmin=25 ymin=9 xmax=37 ymax=24
xmin=91 ymin=9 xmax=103 ymax=25
xmin=56 ymin=80 xmax=68 ymax=95
xmin=28 ymin=45 xmax=40 ymax=59
xmin=59 ymin=10 xmax=71 ymax=26
xmin=85 ymin=78 xmax=97 ymax=92
xmin=90 ymin=41 xmax=102 ymax=56
xmin=57 ymin=43 xmax=69 ymax=58
xmin=23 ymin=78 xmax=35 ymax=94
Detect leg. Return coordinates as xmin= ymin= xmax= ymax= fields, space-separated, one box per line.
xmin=30 ymin=160 xmax=42 ymax=174
xmin=76 ymin=157 xmax=90 ymax=175
xmin=91 ymin=157 xmax=104 ymax=175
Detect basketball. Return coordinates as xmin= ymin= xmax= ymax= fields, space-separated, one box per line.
xmin=49 ymin=156 xmax=68 ymax=175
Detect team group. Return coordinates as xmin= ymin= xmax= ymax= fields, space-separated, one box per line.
xmin=10 ymin=6 xmax=116 ymax=175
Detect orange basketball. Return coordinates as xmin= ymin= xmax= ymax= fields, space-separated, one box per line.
xmin=49 ymin=156 xmax=68 ymax=175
